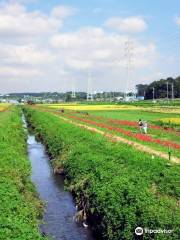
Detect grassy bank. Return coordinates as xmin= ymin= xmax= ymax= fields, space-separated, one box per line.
xmin=0 ymin=107 xmax=44 ymax=240
xmin=24 ymin=106 xmax=180 ymax=240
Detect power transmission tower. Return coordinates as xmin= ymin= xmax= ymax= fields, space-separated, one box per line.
xmin=124 ymin=39 xmax=134 ymax=100
xmin=87 ymin=69 xmax=93 ymax=101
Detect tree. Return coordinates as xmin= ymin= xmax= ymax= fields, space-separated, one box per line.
xmin=136 ymin=84 xmax=148 ymax=96
xmin=136 ymin=76 xmax=180 ymax=99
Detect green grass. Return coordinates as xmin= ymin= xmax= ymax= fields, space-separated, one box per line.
xmin=89 ymin=109 xmax=180 ymax=122
xmin=24 ymin=106 xmax=180 ymax=240
xmin=0 ymin=107 xmax=44 ymax=240
xmin=62 ymin=115 xmax=180 ymax=158
xmin=35 ymin=107 xmax=180 ymax=158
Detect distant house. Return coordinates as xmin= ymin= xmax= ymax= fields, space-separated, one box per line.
xmin=115 ymin=96 xmax=123 ymax=101
xmin=124 ymin=96 xmax=137 ymax=102
xmin=136 ymin=96 xmax=145 ymax=100
xmin=8 ymin=100 xmax=19 ymax=104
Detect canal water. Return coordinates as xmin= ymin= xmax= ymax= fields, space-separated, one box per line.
xmin=22 ymin=115 xmax=95 ymax=240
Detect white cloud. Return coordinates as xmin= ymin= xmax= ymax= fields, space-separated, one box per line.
xmin=51 ymin=5 xmax=76 ymax=18
xmin=0 ymin=66 xmax=42 ymax=78
xmin=0 ymin=44 xmax=55 ymax=65
xmin=0 ymin=2 xmax=63 ymax=39
xmin=105 ymin=16 xmax=147 ymax=33
xmin=0 ymin=1 xmax=158 ymax=93
xmin=50 ymin=27 xmax=156 ymax=71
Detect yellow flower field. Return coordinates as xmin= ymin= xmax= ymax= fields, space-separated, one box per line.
xmin=159 ymin=118 xmax=180 ymax=125
xmin=0 ymin=103 xmax=10 ymax=112
xmin=147 ymin=107 xmax=180 ymax=114
xmin=40 ymin=104 xmax=141 ymax=111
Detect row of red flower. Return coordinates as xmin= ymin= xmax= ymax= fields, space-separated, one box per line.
xmin=33 ymin=106 xmax=180 ymax=150
xmin=70 ymin=111 xmax=180 ymax=135
xmin=66 ymin=114 xmax=180 ymax=150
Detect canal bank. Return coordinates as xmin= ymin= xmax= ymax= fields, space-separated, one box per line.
xmin=22 ymin=114 xmax=94 ymax=240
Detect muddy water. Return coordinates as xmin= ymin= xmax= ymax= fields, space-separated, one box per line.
xmin=22 ymin=115 xmax=95 ymax=240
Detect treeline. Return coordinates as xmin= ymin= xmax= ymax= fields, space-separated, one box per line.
xmin=136 ymin=76 xmax=180 ymax=99
xmin=0 ymin=91 xmax=124 ymax=102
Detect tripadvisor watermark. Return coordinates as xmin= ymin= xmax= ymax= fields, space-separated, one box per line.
xmin=135 ymin=227 xmax=174 ymax=236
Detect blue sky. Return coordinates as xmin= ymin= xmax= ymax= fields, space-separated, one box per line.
xmin=0 ymin=0 xmax=179 ymax=93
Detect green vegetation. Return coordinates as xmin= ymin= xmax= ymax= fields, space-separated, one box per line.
xmin=136 ymin=76 xmax=180 ymax=100
xmin=0 ymin=107 xmax=44 ymax=240
xmin=24 ymin=106 xmax=180 ymax=240
xmin=89 ymin=109 xmax=180 ymax=121
xmin=35 ymin=106 xmax=180 ymax=158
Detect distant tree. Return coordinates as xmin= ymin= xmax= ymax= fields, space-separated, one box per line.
xmin=136 ymin=84 xmax=148 ymax=96
xmin=137 ymin=76 xmax=180 ymax=99
xmin=65 ymin=92 xmax=72 ymax=102
xmin=27 ymin=100 xmax=35 ymax=105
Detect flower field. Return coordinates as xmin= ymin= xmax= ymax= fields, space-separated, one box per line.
xmin=34 ymin=104 xmax=180 ymax=158
xmin=0 ymin=103 xmax=10 ymax=112
xmin=23 ymin=106 xmax=180 ymax=240
xmin=66 ymin=114 xmax=180 ymax=150
xmin=2 ymin=103 xmax=179 ymax=239
xmin=41 ymin=103 xmax=141 ymax=111
xmin=40 ymin=103 xmax=180 ymax=114
xmin=159 ymin=118 xmax=180 ymax=125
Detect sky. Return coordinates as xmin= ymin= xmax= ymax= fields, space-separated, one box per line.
xmin=0 ymin=0 xmax=180 ymax=93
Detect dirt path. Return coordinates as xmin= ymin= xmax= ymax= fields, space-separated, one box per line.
xmin=31 ymin=106 xmax=180 ymax=164
xmin=58 ymin=115 xmax=180 ymax=164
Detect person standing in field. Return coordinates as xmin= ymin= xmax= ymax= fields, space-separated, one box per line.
xmin=143 ymin=121 xmax=148 ymax=134
xmin=138 ymin=119 xmax=143 ymax=133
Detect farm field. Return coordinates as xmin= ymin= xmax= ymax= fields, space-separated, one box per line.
xmin=1 ymin=103 xmax=179 ymax=240
xmin=1 ymin=0 xmax=180 ymax=239
xmin=35 ymin=104 xmax=180 ymax=160
xmin=0 ymin=103 xmax=10 ymax=112
xmin=0 ymin=106 xmax=44 ymax=240
xmin=23 ymin=105 xmax=180 ymax=240
xmin=41 ymin=102 xmax=180 ymax=114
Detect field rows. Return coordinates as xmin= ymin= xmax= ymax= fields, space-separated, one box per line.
xmin=33 ymin=105 xmax=180 ymax=158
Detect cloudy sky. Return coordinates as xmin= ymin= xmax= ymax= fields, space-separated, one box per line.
xmin=0 ymin=0 xmax=180 ymax=93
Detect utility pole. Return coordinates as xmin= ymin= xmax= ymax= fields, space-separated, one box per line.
xmin=153 ymin=87 xmax=155 ymax=101
xmin=144 ymin=90 xmax=146 ymax=99
xmin=167 ymin=82 xmax=169 ymax=100
xmin=171 ymin=83 xmax=174 ymax=101
xmin=87 ymin=69 xmax=93 ymax=101
xmin=124 ymin=39 xmax=134 ymax=100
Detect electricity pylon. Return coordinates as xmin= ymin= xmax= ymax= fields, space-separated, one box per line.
xmin=87 ymin=69 xmax=93 ymax=101
xmin=124 ymin=39 xmax=134 ymax=99
xmin=71 ymin=83 xmax=76 ymax=99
